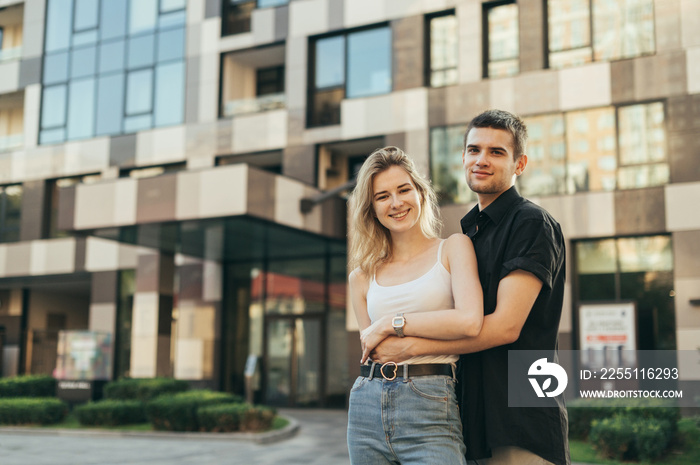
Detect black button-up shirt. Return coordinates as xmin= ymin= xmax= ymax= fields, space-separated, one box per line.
xmin=459 ymin=186 xmax=570 ymax=465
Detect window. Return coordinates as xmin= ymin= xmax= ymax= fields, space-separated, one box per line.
xmin=120 ymin=163 xmax=186 ymax=179
xmin=426 ymin=11 xmax=458 ymax=87
xmin=484 ymin=1 xmax=519 ymax=78
xmin=519 ymin=114 xmax=567 ymax=196
xmin=617 ymin=102 xmax=668 ymax=189
xmin=0 ymin=184 xmax=22 ymax=243
xmin=565 ymin=107 xmax=617 ymax=193
xmin=40 ymin=0 xmax=186 ymax=144
xmin=548 ymin=0 xmax=655 ymax=69
xmin=430 ymin=126 xmax=476 ymax=205
xmin=256 ymin=66 xmax=285 ymax=96
xmin=222 ymin=0 xmax=290 ymax=36
xmin=217 ymin=150 xmax=283 ymax=174
xmin=575 ymin=235 xmax=675 ymax=350
xmin=309 ymin=25 xmax=392 ymax=127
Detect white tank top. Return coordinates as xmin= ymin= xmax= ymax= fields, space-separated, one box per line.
xmin=367 ymin=240 xmax=458 ymax=365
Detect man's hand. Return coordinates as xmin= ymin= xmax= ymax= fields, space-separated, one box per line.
xmin=369 ymin=336 xmax=414 ymax=364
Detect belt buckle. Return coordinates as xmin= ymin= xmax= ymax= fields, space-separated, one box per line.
xmin=380 ymin=361 xmax=398 ymax=381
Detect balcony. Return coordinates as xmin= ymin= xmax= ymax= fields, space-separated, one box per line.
xmin=0 ymin=90 xmax=23 ymax=152
xmin=0 ymin=3 xmax=23 ymax=62
xmin=0 ymin=46 xmax=21 ymax=62
xmin=223 ymin=92 xmax=285 ymax=117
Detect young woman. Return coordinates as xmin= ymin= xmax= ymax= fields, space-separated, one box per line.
xmin=346 ymin=146 xmax=483 ymax=465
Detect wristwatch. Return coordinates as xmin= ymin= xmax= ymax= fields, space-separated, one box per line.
xmin=392 ymin=313 xmax=406 ymax=338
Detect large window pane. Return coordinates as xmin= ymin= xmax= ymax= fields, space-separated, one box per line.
xmin=430 ymin=126 xmax=474 ymax=205
xmin=157 ymin=27 xmax=185 ymax=63
xmin=126 ymin=69 xmax=153 ymax=114
xmin=565 ymin=107 xmax=616 ymax=193
xmin=315 ymin=36 xmax=345 ymax=89
xmin=548 ymin=0 xmax=592 ymax=68
xmin=45 ymin=0 xmax=74 ymax=52
xmin=44 ymin=52 xmax=70 ymax=85
xmin=618 ymin=103 xmax=666 ymax=165
xmin=67 ymin=78 xmax=96 ymax=140
xmin=593 ymin=0 xmax=655 ymax=61
xmin=520 ymin=114 xmax=567 ymax=196
xmin=96 ymin=73 xmax=125 ymax=135
xmin=101 ymin=0 xmax=128 ymax=40
xmin=129 ymin=0 xmax=158 ymax=34
xmin=346 ymin=27 xmax=391 ymax=98
xmin=429 ymin=13 xmax=459 ymax=87
xmin=74 ymin=0 xmax=99 ymax=31
xmin=0 ymin=185 xmax=22 ymax=243
xmin=41 ymin=85 xmax=68 ymax=128
xmin=154 ymin=62 xmax=184 ymax=126
xmin=70 ymin=45 xmax=97 ymax=78
xmin=124 ymin=114 xmax=153 ymax=132
xmin=99 ymin=40 xmax=126 ymax=74
xmin=127 ymin=33 xmax=156 ymax=69
xmin=487 ymin=2 xmax=519 ymax=77
xmin=258 ymin=0 xmax=288 ymax=7
xmin=160 ymin=0 xmax=187 ymax=12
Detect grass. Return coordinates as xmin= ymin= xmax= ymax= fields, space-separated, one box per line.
xmin=570 ymin=417 xmax=700 ymax=465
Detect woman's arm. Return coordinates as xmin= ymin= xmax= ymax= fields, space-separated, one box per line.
xmin=349 ymin=268 xmax=372 ymax=333
xmin=360 ymin=234 xmax=484 ymax=362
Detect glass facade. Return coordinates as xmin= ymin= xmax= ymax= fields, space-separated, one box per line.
xmin=575 ymin=236 xmax=676 ymax=350
xmin=430 ymin=125 xmax=475 ymax=205
xmin=0 ymin=184 xmax=22 ymax=242
xmin=548 ymin=0 xmax=655 ymax=68
xmin=309 ymin=25 xmax=392 ymax=126
xmin=40 ymin=0 xmax=186 ymax=144
xmin=485 ymin=1 xmax=519 ymax=78
xmin=427 ymin=11 xmax=458 ymax=87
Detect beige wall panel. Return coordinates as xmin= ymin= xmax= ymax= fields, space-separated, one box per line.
xmin=614 ymin=187 xmax=665 ymax=236
xmin=132 ymin=292 xmax=159 ymax=337
xmin=654 ymin=0 xmax=682 ymax=52
xmin=198 ymin=165 xmax=248 ymax=218
xmin=344 ymin=0 xmax=386 ymax=28
xmin=676 ymin=328 xmax=700 ymax=350
xmin=673 ymin=230 xmax=700 ymax=278
xmin=22 ymin=146 xmax=55 ymax=180
xmin=247 ymin=168 xmax=275 ymax=220
xmin=302 ymin=124 xmax=343 ymax=146
xmin=665 ymin=182 xmax=700 ymax=231
xmin=63 ymin=137 xmax=110 ymax=174
xmin=514 ymin=71 xmax=560 ymax=115
xmin=178 ymin=304 xmax=215 ymax=339
xmin=30 ymin=239 xmax=76 ymax=275
xmin=489 ymin=77 xmax=516 ymax=114
xmin=339 ymin=89 xmax=429 ymax=139
xmin=89 ymin=302 xmax=117 ymax=333
xmin=199 ymin=17 xmax=220 ymax=55
xmin=218 ymin=31 xmax=254 ymax=53
xmin=175 ymin=171 xmax=201 ymax=220
xmin=559 ymin=281 xmax=572 ymax=333
xmin=457 ymin=2 xmax=482 ymax=84
xmin=558 ymin=63 xmax=611 ymax=111
xmin=680 ymin=0 xmax=700 ymax=48
xmin=21 ymin=0 xmax=45 ymax=59
xmin=232 ymin=109 xmax=287 ymax=153
xmin=672 ymin=278 xmax=700 ymax=327
xmin=150 ymin=126 xmax=187 ymax=164
xmin=198 ymin=53 xmax=219 ymax=122
xmin=186 ymin=0 xmax=205 ymax=23
xmin=74 ymin=183 xmax=116 ymax=229
xmin=405 ymin=128 xmax=430 ymax=177
xmin=275 ymin=176 xmax=305 ymax=230
xmin=0 ymin=60 xmax=19 ymax=94
xmin=85 ymin=238 xmax=120 ymax=271
xmin=130 ymin=335 xmax=157 ymax=378
xmin=536 ymin=192 xmax=615 ymax=240
xmin=203 ymin=260 xmax=222 ymax=302
xmin=289 ymin=0 xmax=329 ymax=37
xmin=174 ymin=338 xmax=204 ymax=379
xmin=634 ymin=52 xmax=687 ymax=101
xmin=445 ymin=81 xmax=489 ymax=125
xmin=286 ymin=37 xmax=307 ymax=110
xmin=23 ymin=84 xmax=40 ymax=150
xmin=186 ymin=22 xmax=201 ymax=58
xmin=113 ymin=178 xmax=138 ymax=225
xmin=252 ymin=8 xmax=275 ymax=44
xmin=687 ymin=47 xmax=700 ymax=94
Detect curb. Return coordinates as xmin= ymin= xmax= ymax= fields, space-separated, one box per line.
xmin=0 ymin=415 xmax=300 ymax=445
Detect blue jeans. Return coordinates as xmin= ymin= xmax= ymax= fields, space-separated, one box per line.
xmin=347 ymin=373 xmax=467 ymax=465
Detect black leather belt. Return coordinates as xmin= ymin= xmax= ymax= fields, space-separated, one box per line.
xmin=360 ymin=363 xmax=453 ymax=380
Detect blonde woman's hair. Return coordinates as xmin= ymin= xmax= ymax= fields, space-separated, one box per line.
xmin=348 ymin=146 xmax=442 ymax=277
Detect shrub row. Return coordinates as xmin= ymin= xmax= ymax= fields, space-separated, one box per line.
xmin=0 ymin=375 xmax=56 ymax=398
xmin=74 ymin=399 xmax=147 ymax=426
xmin=198 ymin=403 xmax=276 ymax=432
xmin=0 ymin=397 xmax=68 ymax=425
xmin=103 ymin=377 xmax=189 ymax=402
xmin=146 ymin=390 xmax=243 ymax=432
xmin=589 ymin=414 xmax=674 ymax=462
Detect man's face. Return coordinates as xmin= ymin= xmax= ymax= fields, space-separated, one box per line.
xmin=462 ymin=127 xmax=527 ymax=208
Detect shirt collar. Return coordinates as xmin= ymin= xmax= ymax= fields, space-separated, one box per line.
xmin=460 ymin=185 xmax=522 ymax=230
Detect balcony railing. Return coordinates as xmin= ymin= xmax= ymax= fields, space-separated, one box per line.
xmin=0 ymin=47 xmax=22 ymax=62
xmin=223 ymin=93 xmax=285 ymax=117
xmin=0 ymin=134 xmax=23 ymax=152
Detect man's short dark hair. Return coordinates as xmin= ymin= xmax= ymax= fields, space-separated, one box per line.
xmin=463 ymin=109 xmax=528 ymax=159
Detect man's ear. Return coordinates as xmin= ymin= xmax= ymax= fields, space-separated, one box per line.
xmin=515 ymin=154 xmax=528 ymax=176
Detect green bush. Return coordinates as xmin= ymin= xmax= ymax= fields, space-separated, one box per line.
xmin=145 ymin=390 xmax=243 ymax=432
xmin=0 ymin=397 xmax=68 ymax=425
xmin=197 ymin=403 xmax=276 ymax=432
xmin=589 ymin=414 xmax=675 ymax=462
xmin=589 ymin=415 xmax=636 ymax=460
xmin=0 ymin=375 xmax=56 ymax=398
xmin=633 ymin=418 xmax=673 ymax=462
xmin=103 ymin=378 xmax=189 ymax=402
xmin=74 ymin=399 xmax=147 ymax=426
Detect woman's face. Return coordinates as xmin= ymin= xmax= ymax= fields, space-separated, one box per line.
xmin=371 ymin=165 xmax=422 ymax=235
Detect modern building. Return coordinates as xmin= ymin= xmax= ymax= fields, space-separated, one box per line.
xmin=0 ymin=0 xmax=698 ymax=407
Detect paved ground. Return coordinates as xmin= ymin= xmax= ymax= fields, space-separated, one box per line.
xmin=0 ymin=409 xmax=350 ymax=465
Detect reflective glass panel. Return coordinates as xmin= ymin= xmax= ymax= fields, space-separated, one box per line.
xmin=258 ymin=0 xmax=289 ymax=7
xmin=95 ymin=73 xmax=125 ymax=135
xmin=41 ymin=85 xmax=68 ymax=128
xmin=73 ymin=30 xmax=99 ymax=47
xmin=101 ymin=0 xmax=128 ymax=40
xmin=39 ymin=128 xmax=66 ymax=144
xmin=160 ymin=0 xmax=186 ymax=12
xmin=520 ymin=113 xmax=567 ymax=196
xmin=44 ymin=52 xmax=70 ymax=85
xmin=154 ymin=62 xmax=184 ymax=126
xmin=618 ymin=102 xmax=666 ymax=165
xmin=129 ymin=0 xmax=158 ymax=34
xmin=128 ymin=33 xmax=156 ymax=69
xmin=565 ymin=107 xmax=616 ymax=193
xmin=430 ymin=14 xmax=458 ymax=87
xmin=346 ymin=27 xmax=391 ymax=98
xmin=74 ymin=0 xmax=99 ymax=31
xmin=99 ymin=40 xmax=126 ymax=74
xmin=124 ymin=114 xmax=152 ymax=132
xmin=618 ymin=236 xmax=672 ymax=273
xmin=315 ymin=36 xmax=345 ymax=89
xmin=548 ymin=0 xmax=592 ymax=68
xmin=70 ymin=45 xmax=97 ymax=78
xmin=576 ymin=239 xmax=617 ymax=274
xmin=159 ymin=10 xmax=186 ymax=29
xmin=593 ymin=0 xmax=655 ymax=61
xmin=67 ymin=78 xmax=96 ymax=140
xmin=430 ymin=126 xmax=475 ymax=205
xmin=157 ymin=27 xmax=185 ymax=62
xmin=126 ymin=69 xmax=153 ymax=114
xmin=487 ymin=2 xmax=519 ymax=77
xmin=45 ymin=0 xmax=74 ymax=52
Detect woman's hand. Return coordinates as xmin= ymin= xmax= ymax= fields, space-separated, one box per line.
xmin=359 ymin=315 xmax=393 ymax=363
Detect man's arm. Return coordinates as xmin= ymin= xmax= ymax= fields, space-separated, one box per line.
xmin=371 ymin=269 xmax=543 ymax=363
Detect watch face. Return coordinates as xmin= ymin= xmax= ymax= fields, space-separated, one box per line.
xmin=392 ymin=316 xmax=404 ymax=327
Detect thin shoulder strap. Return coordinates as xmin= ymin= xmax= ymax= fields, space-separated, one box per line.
xmin=437 ymin=239 xmax=446 ymax=263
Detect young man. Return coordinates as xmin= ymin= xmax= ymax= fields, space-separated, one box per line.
xmin=371 ymin=109 xmax=570 ymax=465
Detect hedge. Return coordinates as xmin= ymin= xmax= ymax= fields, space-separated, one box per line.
xmin=74 ymin=399 xmax=147 ymax=426
xmin=146 ymin=390 xmax=243 ymax=432
xmin=103 ymin=378 xmax=189 ymax=402
xmin=197 ymin=403 xmax=276 ymax=432
xmin=0 ymin=397 xmax=68 ymax=425
xmin=589 ymin=414 xmax=674 ymax=462
xmin=0 ymin=375 xmax=56 ymax=398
